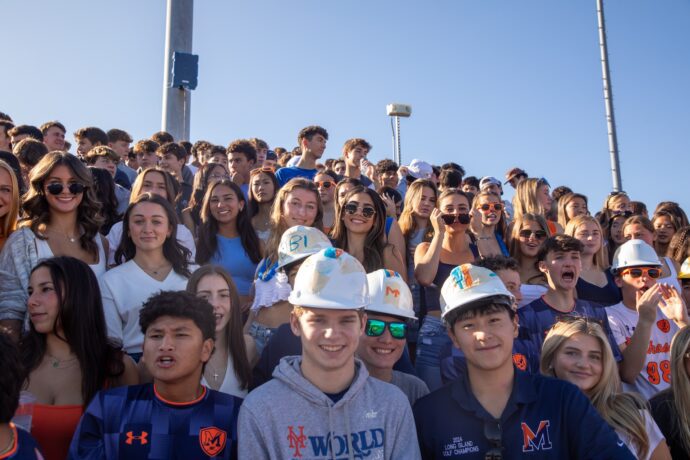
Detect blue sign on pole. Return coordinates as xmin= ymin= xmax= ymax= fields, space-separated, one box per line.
xmin=171 ymin=52 xmax=198 ymax=90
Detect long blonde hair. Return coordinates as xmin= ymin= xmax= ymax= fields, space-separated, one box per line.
xmin=398 ymin=179 xmax=436 ymax=242
xmin=565 ymin=215 xmax=609 ymax=270
xmin=508 ymin=213 xmax=551 ymax=266
xmin=0 ymin=160 xmax=19 ymax=238
xmin=541 ymin=319 xmax=649 ymax=458
xmin=670 ymin=326 xmax=690 ymax=454
xmin=512 ymin=178 xmax=547 ymax=221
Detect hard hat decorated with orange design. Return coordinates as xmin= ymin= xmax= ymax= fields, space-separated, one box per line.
xmin=440 ymin=264 xmax=514 ymax=322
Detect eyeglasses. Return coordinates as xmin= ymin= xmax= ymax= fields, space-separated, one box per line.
xmin=479 ymin=203 xmax=503 ymax=213
xmin=46 ymin=183 xmax=85 ymax=195
xmin=619 ymin=267 xmax=662 ymax=279
xmin=343 ymin=202 xmax=376 ymax=219
xmin=518 ymin=229 xmax=547 ymax=240
xmin=441 ymin=213 xmax=471 ymax=225
xmin=365 ymin=319 xmax=407 ymax=340
xmin=315 ymin=181 xmax=335 ymax=189
xmin=484 ymin=420 xmax=502 ymax=460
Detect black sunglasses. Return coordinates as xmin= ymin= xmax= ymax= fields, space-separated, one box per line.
xmin=484 ymin=420 xmax=502 ymax=460
xmin=343 ymin=202 xmax=376 ymax=219
xmin=518 ymin=229 xmax=547 ymax=240
xmin=46 ymin=183 xmax=85 ymax=195
xmin=610 ymin=210 xmax=633 ymax=218
xmin=441 ymin=213 xmax=471 ymax=225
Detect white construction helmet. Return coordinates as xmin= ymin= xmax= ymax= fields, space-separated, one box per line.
xmin=365 ymin=270 xmax=416 ymax=320
xmin=288 ymin=248 xmax=369 ymax=309
xmin=678 ymin=257 xmax=690 ymax=280
xmin=611 ymin=239 xmax=661 ymax=272
xmin=277 ymin=226 xmax=332 ymax=269
xmin=440 ymin=264 xmax=514 ymax=322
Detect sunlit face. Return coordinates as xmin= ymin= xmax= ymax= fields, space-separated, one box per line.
xmin=256 ymin=147 xmax=268 ymax=165
xmin=476 ymin=194 xmax=501 ymax=226
xmin=27 ymin=266 xmax=61 ymax=335
xmin=623 ymin=223 xmax=654 ymax=246
xmin=615 ymin=264 xmax=659 ymax=301
xmin=43 ymin=165 xmax=84 ymax=215
xmin=537 ymin=184 xmax=552 ymax=211
xmin=539 ymin=250 xmax=582 ymax=291
xmin=608 ymin=195 xmax=632 ymax=214
xmin=43 ymin=127 xmax=66 ymax=152
xmin=518 ymin=220 xmax=547 ymax=258
xmin=552 ymin=333 xmax=603 ymax=393
xmin=314 ymin=173 xmax=335 ymax=205
xmin=653 ymin=215 xmax=675 ymax=245
xmin=414 ymin=186 xmax=437 ymax=219
xmin=342 ymin=192 xmax=376 ymax=234
xmin=228 ymin=151 xmax=255 ymax=179
xmin=439 ymin=193 xmax=470 ymax=233
xmin=303 ymin=134 xmax=327 ymax=159
xmin=283 ymin=188 xmax=318 ymax=227
xmin=128 ymin=202 xmax=172 ymax=252
xmin=291 ymin=307 xmax=364 ymax=374
xmin=250 ymin=172 xmax=275 ymax=203
xmin=209 ymin=184 xmax=243 ymax=225
xmin=574 ymin=221 xmax=601 ymax=256
xmin=496 ymin=269 xmax=522 ymax=306
xmin=76 ymin=137 xmax=93 ymax=158
xmin=137 ymin=150 xmax=158 ymax=169
xmin=344 ymin=146 xmax=368 ymax=168
xmin=356 ymin=313 xmax=406 ymax=372
xmin=565 ymin=197 xmax=588 ymax=220
xmin=93 ymin=156 xmax=117 ymax=177
xmin=379 ymin=170 xmax=398 ymax=189
xmin=196 ymin=274 xmax=232 ymax=332
xmin=140 ymin=171 xmax=168 ymax=199
xmin=0 ymin=168 xmax=14 ymax=219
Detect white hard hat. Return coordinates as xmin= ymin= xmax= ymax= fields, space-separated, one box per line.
xmin=365 ymin=270 xmax=416 ymax=320
xmin=440 ymin=264 xmax=514 ymax=322
xmin=277 ymin=226 xmax=332 ymax=269
xmin=611 ymin=239 xmax=661 ymax=272
xmin=678 ymin=257 xmax=690 ymax=280
xmin=288 ymin=248 xmax=369 ymax=309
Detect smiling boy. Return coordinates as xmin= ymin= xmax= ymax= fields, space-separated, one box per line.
xmin=238 ymin=248 xmax=420 ymax=459
xmin=69 ymin=291 xmax=242 ymax=459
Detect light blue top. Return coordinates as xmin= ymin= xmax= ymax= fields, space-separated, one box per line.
xmin=275 ymin=166 xmax=317 ymax=187
xmin=211 ymin=234 xmax=257 ymax=296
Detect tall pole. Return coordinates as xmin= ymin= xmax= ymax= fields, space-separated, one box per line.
xmin=395 ymin=116 xmax=401 ymax=166
xmin=162 ymin=0 xmax=193 ymax=141
xmin=596 ymin=0 xmax=622 ymax=192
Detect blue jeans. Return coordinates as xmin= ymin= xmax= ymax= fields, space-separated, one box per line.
xmin=415 ymin=315 xmax=451 ymax=392
xmin=248 ymin=322 xmax=277 ymax=357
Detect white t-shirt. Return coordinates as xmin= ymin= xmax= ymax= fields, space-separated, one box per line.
xmin=616 ymin=409 xmax=665 ymax=460
xmin=606 ymin=301 xmax=678 ymax=400
xmin=100 ymin=260 xmax=190 ymax=354
xmin=201 ymin=353 xmax=248 ymax=398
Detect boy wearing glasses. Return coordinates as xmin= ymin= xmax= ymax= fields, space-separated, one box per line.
xmin=606 ymin=239 xmax=689 ymax=399
xmin=239 ymin=248 xmax=421 ymax=459
xmin=413 ymin=264 xmax=634 ymax=459
xmin=517 ymin=235 xmax=623 ymax=371
xmin=357 ymin=269 xmax=429 ymax=405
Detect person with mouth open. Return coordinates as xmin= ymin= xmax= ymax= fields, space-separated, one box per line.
xmin=69 ymin=290 xmax=242 ymax=459
xmin=238 ymin=248 xmax=421 ymax=460
xmin=606 ymin=239 xmax=689 ymax=400
xmin=517 ymin=235 xmax=623 ymax=373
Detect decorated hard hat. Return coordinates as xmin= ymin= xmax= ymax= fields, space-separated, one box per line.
xmin=277 ymin=226 xmax=332 ymax=269
xmin=288 ymin=248 xmax=369 ymax=309
xmin=679 ymin=257 xmax=690 ymax=280
xmin=610 ymin=239 xmax=661 ymax=272
xmin=365 ymin=270 xmax=416 ymax=320
xmin=440 ymin=264 xmax=514 ymax=321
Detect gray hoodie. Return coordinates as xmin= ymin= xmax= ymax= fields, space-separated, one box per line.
xmin=238 ymin=355 xmax=421 ymax=460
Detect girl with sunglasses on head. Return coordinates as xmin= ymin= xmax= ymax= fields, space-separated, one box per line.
xmin=101 ymin=193 xmax=192 ymax=361
xmin=508 ymin=213 xmax=552 ymax=307
xmin=650 ymin=326 xmax=690 ymax=459
xmin=653 ymin=210 xmax=681 ymax=259
xmin=20 ymin=256 xmax=138 ymax=460
xmin=0 ymin=159 xmax=19 ymax=252
xmin=314 ymin=170 xmax=338 ymax=234
xmin=469 ymin=190 xmax=509 ymax=258
xmin=248 ymin=167 xmax=279 ymax=241
xmin=541 ymin=318 xmax=671 ymax=460
xmin=331 ymin=186 xmax=406 ymax=277
xmin=181 ymin=161 xmax=230 ymax=237
xmin=512 ymin=177 xmax=563 ymax=234
xmin=187 ymin=265 xmax=255 ymax=397
xmin=196 ymin=180 xmax=262 ymax=307
xmin=106 ymin=167 xmax=195 ymax=266
xmin=0 ymin=152 xmax=106 ymax=340
xmin=566 ymin=215 xmax=622 ymax=306
xmin=414 ymin=188 xmax=477 ymax=390
xmin=557 ymin=192 xmax=589 ymax=229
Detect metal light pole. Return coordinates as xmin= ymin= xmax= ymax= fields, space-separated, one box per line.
xmin=386 ymin=104 xmax=412 ymax=166
xmin=162 ymin=0 xmax=194 ymax=141
xmin=596 ymin=0 xmax=623 ymax=192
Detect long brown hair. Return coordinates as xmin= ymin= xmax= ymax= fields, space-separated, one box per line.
xmin=186 ymin=265 xmax=252 ymax=390
xmin=398 ymin=179 xmax=437 ymax=243
xmin=0 ymin=160 xmax=19 ymax=238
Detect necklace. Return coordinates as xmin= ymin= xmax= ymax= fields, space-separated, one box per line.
xmin=205 ymin=351 xmax=227 ymax=383
xmin=42 ymin=229 xmax=79 ymax=243
xmin=46 ymin=352 xmax=78 ymax=369
xmin=136 ymin=260 xmax=171 ymax=276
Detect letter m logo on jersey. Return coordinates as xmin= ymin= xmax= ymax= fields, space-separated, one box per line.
xmin=199 ymin=426 xmax=227 ymax=457
xmin=521 ymin=420 xmax=553 ymax=452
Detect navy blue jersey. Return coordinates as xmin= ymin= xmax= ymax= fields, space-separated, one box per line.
xmin=413 ymin=368 xmax=635 ymax=459
xmin=517 ymin=297 xmax=622 ymax=371
xmin=2 ymin=424 xmax=44 ymax=459
xmin=68 ymin=384 xmax=241 ymax=459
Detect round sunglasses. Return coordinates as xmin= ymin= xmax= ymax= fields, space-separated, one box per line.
xmin=479 ymin=203 xmax=503 ymax=213
xmin=46 ymin=183 xmax=85 ymax=195
xmin=343 ymin=202 xmax=376 ymax=219
xmin=441 ymin=213 xmax=470 ymax=225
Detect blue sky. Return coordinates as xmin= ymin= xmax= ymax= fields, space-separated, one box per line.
xmin=4 ymin=1 xmax=689 ymax=213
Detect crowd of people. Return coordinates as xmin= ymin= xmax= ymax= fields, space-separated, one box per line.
xmin=0 ymin=114 xmax=690 ymax=459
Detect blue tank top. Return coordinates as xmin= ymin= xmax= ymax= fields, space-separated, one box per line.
xmin=211 ymin=235 xmax=258 ymax=296
xmin=575 ymin=270 xmax=622 ymax=306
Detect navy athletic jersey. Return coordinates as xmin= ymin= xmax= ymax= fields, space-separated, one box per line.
xmin=413 ymin=368 xmax=635 ymax=459
xmin=1 ymin=424 xmax=44 ymax=459
xmin=517 ymin=297 xmax=622 ymax=371
xmin=68 ymin=384 xmax=241 ymax=460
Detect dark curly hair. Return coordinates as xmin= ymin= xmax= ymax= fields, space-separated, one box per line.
xmin=139 ymin=290 xmax=215 ymax=342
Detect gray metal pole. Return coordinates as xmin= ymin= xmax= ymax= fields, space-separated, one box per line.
xmin=596 ymin=0 xmax=623 ymax=192
xmin=162 ymin=0 xmax=193 ymax=141
xmin=395 ymin=116 xmax=401 ymax=166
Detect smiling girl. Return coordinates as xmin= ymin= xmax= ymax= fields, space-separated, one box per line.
xmin=470 ymin=190 xmax=509 ymax=257
xmin=0 ymin=160 xmax=19 ymax=251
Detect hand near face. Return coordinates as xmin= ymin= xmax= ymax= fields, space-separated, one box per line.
xmin=430 ymin=208 xmax=445 ymax=236
xmin=658 ymin=284 xmax=690 ymax=326
xmin=635 ymin=284 xmax=663 ymax=325
xmin=470 ymin=208 xmax=483 ymax=234
xmin=381 ymin=193 xmax=397 ymax=218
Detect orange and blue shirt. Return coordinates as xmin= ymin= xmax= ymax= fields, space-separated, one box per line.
xmin=0 ymin=424 xmax=43 ymax=460
xmin=413 ymin=368 xmax=635 ymax=459
xmin=68 ymin=384 xmax=241 ymax=459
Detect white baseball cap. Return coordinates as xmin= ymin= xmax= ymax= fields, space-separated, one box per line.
xmin=407 ymin=159 xmax=433 ymax=179
xmin=277 ymin=226 xmax=332 ymax=269
xmin=365 ymin=270 xmax=416 ymax=320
